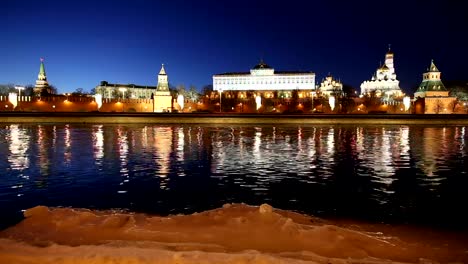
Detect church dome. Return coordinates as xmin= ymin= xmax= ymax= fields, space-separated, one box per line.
xmin=253 ymin=60 xmax=272 ymax=69
xmin=380 ymin=64 xmax=389 ymax=71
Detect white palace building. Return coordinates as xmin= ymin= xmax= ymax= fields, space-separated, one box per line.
xmin=213 ymin=60 xmax=316 ymax=99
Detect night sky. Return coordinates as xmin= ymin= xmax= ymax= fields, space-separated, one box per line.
xmin=3 ymin=0 xmax=467 ymax=94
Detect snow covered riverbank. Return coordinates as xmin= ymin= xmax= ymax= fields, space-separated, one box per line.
xmin=1 ymin=204 xmax=466 ymax=263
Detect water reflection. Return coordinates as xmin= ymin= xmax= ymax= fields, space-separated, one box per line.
xmin=92 ymin=125 xmax=104 ymax=162
xmin=0 ymin=124 xmax=467 ymax=228
xmin=153 ymin=127 xmax=172 ymax=189
xmin=36 ymin=125 xmax=50 ymax=176
xmin=7 ymin=125 xmax=30 ymax=171
xmin=117 ymin=126 xmax=129 ymax=193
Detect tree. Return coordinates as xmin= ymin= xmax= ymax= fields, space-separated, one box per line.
xmin=176 ymin=84 xmax=187 ymax=95
xmin=24 ymin=85 xmax=34 ymax=96
xmin=186 ymin=85 xmax=199 ymax=102
xmin=0 ymin=84 xmax=15 ymax=95
xmin=448 ymin=83 xmax=468 ymax=101
xmin=202 ymin=84 xmax=213 ymax=96
xmin=72 ymin=88 xmax=89 ymax=96
xmin=49 ymin=85 xmax=58 ymax=95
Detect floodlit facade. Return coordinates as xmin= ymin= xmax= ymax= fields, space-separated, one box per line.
xmin=318 ymin=73 xmax=344 ymax=97
xmin=360 ymin=48 xmax=404 ymax=98
xmin=95 ymin=81 xmax=156 ymax=99
xmin=414 ymin=60 xmax=456 ymax=114
xmin=95 ymin=64 xmax=170 ymax=101
xmin=153 ymin=64 xmax=172 ymax=112
xmin=213 ymin=60 xmax=316 ymax=99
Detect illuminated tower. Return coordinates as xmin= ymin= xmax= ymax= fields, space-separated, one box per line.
xmin=153 ymin=64 xmax=172 ymax=112
xmin=34 ymin=58 xmax=51 ymax=95
xmin=414 ymin=60 xmax=456 ymax=114
xmin=157 ymin=64 xmax=169 ymax=91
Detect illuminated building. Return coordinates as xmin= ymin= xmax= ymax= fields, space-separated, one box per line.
xmin=95 ymin=81 xmax=156 ymax=99
xmin=360 ymin=47 xmax=404 ymax=98
xmin=414 ymin=60 xmax=456 ymax=114
xmin=318 ymin=73 xmax=344 ymax=97
xmin=95 ymin=64 xmax=169 ymax=100
xmin=153 ymin=64 xmax=172 ymax=112
xmin=34 ymin=58 xmax=53 ymax=95
xmin=212 ymin=60 xmax=316 ymax=99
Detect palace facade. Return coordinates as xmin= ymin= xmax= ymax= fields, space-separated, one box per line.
xmin=213 ymin=60 xmax=316 ymax=99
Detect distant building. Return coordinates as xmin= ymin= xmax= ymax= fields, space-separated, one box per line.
xmin=95 ymin=64 xmax=172 ymax=100
xmin=360 ymin=47 xmax=404 ymax=98
xmin=414 ymin=60 xmax=456 ymax=114
xmin=34 ymin=58 xmax=52 ymax=95
xmin=95 ymin=81 xmax=156 ymax=99
xmin=213 ymin=60 xmax=316 ymax=99
xmin=318 ymin=73 xmax=344 ymax=97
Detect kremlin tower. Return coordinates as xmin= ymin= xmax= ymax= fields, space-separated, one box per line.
xmin=34 ymin=58 xmax=52 ymax=95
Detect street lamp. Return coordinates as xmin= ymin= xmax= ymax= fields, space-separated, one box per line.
xmin=219 ymin=89 xmax=223 ymax=113
xmin=311 ymin=91 xmax=316 ymax=112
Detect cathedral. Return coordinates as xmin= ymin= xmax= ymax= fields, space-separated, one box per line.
xmin=360 ymin=47 xmax=404 ymax=98
xmin=318 ymin=73 xmax=344 ymax=97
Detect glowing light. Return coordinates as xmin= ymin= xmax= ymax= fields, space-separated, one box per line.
xmin=403 ymin=96 xmax=410 ymax=111
xmin=177 ymin=94 xmax=184 ymax=110
xmin=8 ymin=93 xmax=18 ymax=108
xmin=8 ymin=125 xmax=30 ymax=171
xmin=94 ymin=94 xmax=103 ymax=109
xmin=329 ymin=96 xmax=335 ymax=111
xmin=255 ymin=95 xmax=262 ymax=110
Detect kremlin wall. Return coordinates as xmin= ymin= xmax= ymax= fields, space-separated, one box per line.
xmin=2 ymin=48 xmax=467 ymax=115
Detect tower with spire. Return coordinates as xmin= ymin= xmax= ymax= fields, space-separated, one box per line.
xmin=153 ymin=64 xmax=172 ymax=112
xmin=34 ymin=58 xmax=51 ymax=95
xmin=414 ymin=60 xmax=455 ymax=113
xmin=157 ymin=64 xmax=169 ymax=91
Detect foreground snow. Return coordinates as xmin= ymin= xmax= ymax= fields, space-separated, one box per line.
xmin=0 ymin=204 xmax=466 ymax=263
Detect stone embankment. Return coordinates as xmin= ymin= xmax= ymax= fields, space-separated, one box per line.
xmin=1 ymin=112 xmax=468 ymax=125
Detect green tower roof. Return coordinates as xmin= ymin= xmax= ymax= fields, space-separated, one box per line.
xmin=428 ymin=59 xmax=439 ymax=72
xmin=417 ymin=79 xmax=447 ymax=92
xmin=39 ymin=58 xmax=46 ymax=77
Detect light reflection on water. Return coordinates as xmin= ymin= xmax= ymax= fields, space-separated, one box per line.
xmin=0 ymin=124 xmax=467 ymax=229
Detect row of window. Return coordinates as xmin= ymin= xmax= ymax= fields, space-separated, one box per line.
xmin=215 ymin=79 xmax=314 ymax=85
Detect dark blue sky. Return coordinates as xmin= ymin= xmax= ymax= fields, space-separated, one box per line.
xmin=2 ymin=0 xmax=467 ymax=94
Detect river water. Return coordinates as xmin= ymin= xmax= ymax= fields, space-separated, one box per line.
xmin=0 ymin=123 xmax=467 ymax=230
